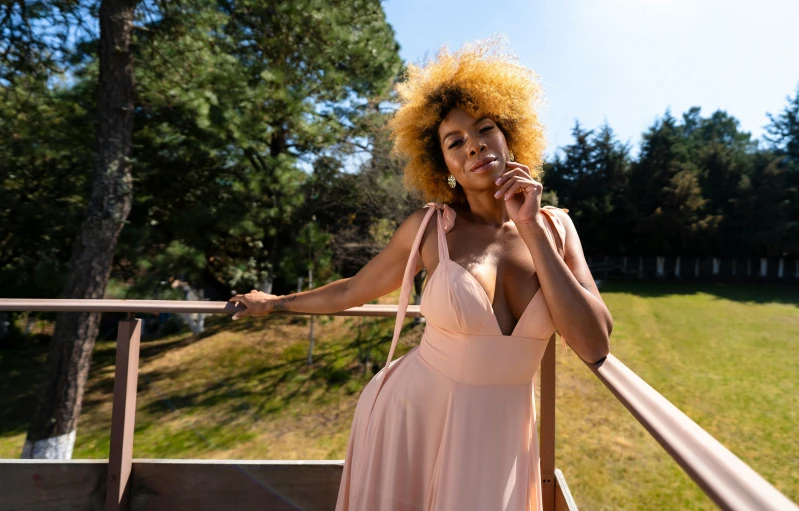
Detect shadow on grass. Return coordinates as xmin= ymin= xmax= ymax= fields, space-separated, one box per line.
xmin=0 ymin=313 xmax=299 ymax=438
xmin=133 ymin=316 xmax=418 ymax=425
xmin=0 ymin=308 xmax=415 ymax=444
xmin=600 ymin=280 xmax=799 ymax=307
xmin=0 ymin=342 xmax=48 ymax=438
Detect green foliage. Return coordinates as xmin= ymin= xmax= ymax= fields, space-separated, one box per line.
xmin=3 ymin=0 xmax=799 ymax=306
xmin=0 ymin=75 xmax=94 ymax=298
xmin=117 ymin=0 xmax=402 ymax=296
xmin=545 ymin=101 xmax=799 ymax=258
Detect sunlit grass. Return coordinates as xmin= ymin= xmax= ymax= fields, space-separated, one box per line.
xmin=555 ymin=282 xmax=799 ymax=509
xmin=1 ymin=282 xmax=796 ymax=510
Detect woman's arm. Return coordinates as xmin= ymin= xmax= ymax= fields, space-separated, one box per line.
xmin=229 ymin=208 xmax=429 ymax=319
xmin=518 ymin=210 xmax=612 ymax=363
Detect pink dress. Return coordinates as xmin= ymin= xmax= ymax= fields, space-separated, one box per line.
xmin=335 ymin=202 xmax=568 ymax=511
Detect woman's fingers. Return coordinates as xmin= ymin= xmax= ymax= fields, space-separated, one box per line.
xmin=502 ymin=180 xmax=531 ymax=200
xmin=505 ymin=161 xmax=532 ymax=178
xmin=494 ymin=175 xmax=530 ymax=198
xmin=229 ymin=293 xmax=251 ymax=320
xmin=494 ymin=168 xmax=521 ymax=187
xmin=498 ymin=178 xmax=542 ymax=200
xmin=494 ymin=164 xmax=532 ymax=188
xmin=233 ymin=302 xmax=252 ymax=319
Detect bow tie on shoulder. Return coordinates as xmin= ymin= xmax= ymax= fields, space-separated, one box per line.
xmin=424 ymin=202 xmax=457 ymax=233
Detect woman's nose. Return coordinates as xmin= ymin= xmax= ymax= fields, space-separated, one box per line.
xmin=469 ymin=142 xmax=487 ymax=156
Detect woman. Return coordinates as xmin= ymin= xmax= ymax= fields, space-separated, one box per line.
xmin=230 ymin=39 xmax=612 ymax=511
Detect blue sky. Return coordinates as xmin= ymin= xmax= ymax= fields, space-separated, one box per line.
xmin=382 ymin=0 xmax=799 ymax=159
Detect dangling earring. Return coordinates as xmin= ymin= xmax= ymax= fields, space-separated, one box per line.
xmin=508 ymin=151 xmax=515 ymax=162
xmin=447 ymin=174 xmax=457 ymax=188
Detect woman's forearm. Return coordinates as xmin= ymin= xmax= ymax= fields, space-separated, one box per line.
xmin=270 ymin=278 xmax=360 ymax=314
xmin=518 ymin=221 xmax=611 ymax=363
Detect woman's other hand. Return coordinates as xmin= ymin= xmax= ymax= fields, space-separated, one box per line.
xmin=228 ymin=290 xmax=280 ymax=320
xmin=493 ymin=161 xmax=544 ymax=227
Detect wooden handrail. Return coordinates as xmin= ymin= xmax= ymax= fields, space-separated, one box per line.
xmin=0 ymin=298 xmax=421 ymax=317
xmin=586 ymin=354 xmax=798 ymax=511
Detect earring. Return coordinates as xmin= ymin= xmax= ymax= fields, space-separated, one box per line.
xmin=447 ymin=174 xmax=457 ymax=188
xmin=508 ymin=151 xmax=515 ymax=162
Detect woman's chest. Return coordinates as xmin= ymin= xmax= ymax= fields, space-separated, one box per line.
xmin=421 ymin=225 xmax=541 ymax=320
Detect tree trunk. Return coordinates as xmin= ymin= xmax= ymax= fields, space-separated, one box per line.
xmin=22 ymin=0 xmax=137 ymax=459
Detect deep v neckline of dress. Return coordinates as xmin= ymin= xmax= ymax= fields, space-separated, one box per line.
xmin=422 ymin=205 xmax=546 ymax=337
xmin=432 ymin=260 xmax=544 ymax=337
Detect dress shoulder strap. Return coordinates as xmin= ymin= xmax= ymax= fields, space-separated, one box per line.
xmin=365 ymin=203 xmax=449 ymax=413
xmin=540 ymin=205 xmax=571 ymax=351
xmin=351 ymin=204 xmax=443 ymax=486
xmin=540 ymin=206 xmax=569 ymax=258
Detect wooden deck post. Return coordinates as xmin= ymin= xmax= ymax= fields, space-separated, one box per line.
xmin=105 ymin=317 xmax=141 ymax=511
xmin=540 ymin=333 xmax=557 ymax=511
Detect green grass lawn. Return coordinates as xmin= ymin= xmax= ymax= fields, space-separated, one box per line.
xmin=1 ymin=281 xmax=797 ymax=510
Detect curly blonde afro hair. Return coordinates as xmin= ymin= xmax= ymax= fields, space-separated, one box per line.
xmin=389 ymin=37 xmax=547 ymax=203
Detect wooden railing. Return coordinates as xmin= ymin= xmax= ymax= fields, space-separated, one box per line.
xmin=0 ymin=298 xmax=797 ymax=511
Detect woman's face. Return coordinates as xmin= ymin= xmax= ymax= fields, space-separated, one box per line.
xmin=438 ymin=108 xmax=510 ymax=191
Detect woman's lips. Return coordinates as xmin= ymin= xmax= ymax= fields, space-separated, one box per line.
xmin=470 ymin=157 xmax=497 ymax=173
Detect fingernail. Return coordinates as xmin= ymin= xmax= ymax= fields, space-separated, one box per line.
xmin=232 ymin=316 xmax=238 ymax=321
xmin=495 ymin=178 xmax=501 ymax=184
xmin=494 ymin=191 xmax=501 ymax=198
xmin=504 ymin=194 xmax=510 ymax=200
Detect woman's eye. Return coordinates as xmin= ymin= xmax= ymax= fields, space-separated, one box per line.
xmin=448 ymin=139 xmax=463 ymax=149
xmin=480 ymin=125 xmax=494 ymax=133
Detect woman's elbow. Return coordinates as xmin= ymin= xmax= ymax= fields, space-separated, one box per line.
xmin=588 ymin=340 xmax=610 ymax=364
xmin=585 ymin=319 xmax=612 ymax=364
xmin=595 ymin=321 xmax=613 ymax=362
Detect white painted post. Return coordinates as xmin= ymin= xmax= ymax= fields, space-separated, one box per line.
xmin=760 ymin=258 xmax=768 ymax=278
xmin=675 ymin=256 xmax=681 ymax=278
xmin=694 ymin=259 xmax=700 ymax=277
xmin=778 ymin=259 xmax=784 ymax=278
xmin=177 ymin=283 xmax=205 ymax=335
xmin=656 ymin=256 xmax=665 ymax=277
xmin=712 ymin=258 xmax=720 ymax=276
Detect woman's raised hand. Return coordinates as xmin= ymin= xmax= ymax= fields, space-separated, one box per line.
xmin=228 ymin=290 xmax=280 ymax=320
xmin=493 ymin=161 xmax=544 ymax=226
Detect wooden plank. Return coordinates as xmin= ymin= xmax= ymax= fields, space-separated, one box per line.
xmin=130 ymin=460 xmax=344 ymax=511
xmin=540 ymin=333 xmax=557 ymax=511
xmin=106 ymin=319 xmax=142 ymax=511
xmin=0 ymin=459 xmax=106 ymax=511
xmin=0 ymin=299 xmax=422 ymax=318
xmin=555 ymin=468 xmax=578 ymax=511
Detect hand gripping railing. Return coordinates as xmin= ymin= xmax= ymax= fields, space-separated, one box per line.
xmin=0 ymin=298 xmax=796 ymax=511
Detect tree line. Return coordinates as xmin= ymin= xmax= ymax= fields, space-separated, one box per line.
xmin=543 ymin=103 xmax=799 ymax=260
